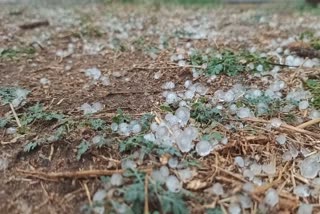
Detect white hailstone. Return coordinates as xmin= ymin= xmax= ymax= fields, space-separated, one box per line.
xmin=269 ymin=80 xmax=286 ymax=92
xmin=100 ymin=75 xmax=110 ymax=86
xmin=223 ymin=90 xmax=235 ymax=102
xmin=162 ymin=81 xmax=175 ymax=90
xmin=257 ymin=102 xmax=268 ymax=115
xmin=92 ymin=102 xmax=104 ymax=112
xmin=282 ymin=151 xmax=293 ymax=162
xmin=175 ymin=107 xmax=190 ymax=126
xmin=242 ymin=182 xmax=255 ymax=193
xmin=178 ymin=60 xmax=186 ymax=67
xmin=93 ymin=189 xmax=107 ymax=202
xmin=239 ymin=194 xmax=253 ymax=209
xmin=131 ymin=123 xmax=142 ymax=134
xmin=154 ymin=71 xmax=162 ymax=79
xmin=184 ymin=126 xmax=198 ymax=140
xmin=264 ymin=188 xmax=279 ymax=207
xmin=166 ymin=175 xmax=182 ymax=193
xmin=166 ymin=92 xmax=179 ymax=104
xmin=250 ymin=163 xmax=262 ymax=175
xmin=221 ymin=137 xmax=229 ymax=145
xmin=229 ymin=104 xmax=238 ymax=115
xmin=168 ymin=157 xmax=178 ymax=168
xmin=228 ymin=203 xmax=241 ymax=214
xmin=211 ymin=183 xmax=224 ymax=196
xmin=194 ymin=83 xmax=208 ymax=95
xmin=288 ymin=144 xmax=299 ymax=159
xmin=243 ymin=169 xmax=255 ymax=181
xmin=298 ymin=100 xmax=309 ymax=110
xmin=110 ymin=173 xmax=123 ymax=186
xmin=308 ymin=110 xmax=320 ymax=119
xmin=177 ymin=168 xmax=193 ymax=182
xmin=253 ymin=177 xmax=263 ymax=186
xmin=275 ymin=134 xmax=287 ymax=145
xmin=80 ymin=103 xmax=93 ymax=114
xmin=237 ymin=107 xmax=254 ymax=119
xmin=300 ymin=156 xmax=320 ymax=179
xmin=297 ymin=204 xmax=313 ymax=214
xmin=118 ymin=123 xmax=130 ymax=136
xmin=144 ymin=133 xmax=156 ymax=142
xmin=196 ymin=140 xmax=212 ymax=157
xmin=184 ymin=80 xmax=193 ymax=89
xmin=176 ymin=134 xmax=193 ymax=153
xmin=92 ymin=135 xmax=106 ymax=145
xmin=262 ymin=163 xmax=276 ymax=175
xmin=160 ymin=166 xmax=170 ymax=178
xmin=293 ymin=57 xmax=304 ymax=67
xmin=111 ymin=123 xmax=118 ymax=132
xmin=270 ymin=118 xmax=282 ymax=128
xmin=121 ymin=159 xmax=136 ymax=170
xmin=85 ymin=67 xmax=101 ymax=80
xmin=184 ymin=90 xmax=195 ymax=100
xmin=256 ymin=64 xmax=264 ymax=72
xmin=6 ymin=127 xmax=17 ymax=135
xmin=234 ymin=156 xmax=245 ymax=168
xmin=0 ymin=157 xmax=9 ymax=171
xmin=40 ymin=77 xmax=50 ymax=85
xmin=294 ymin=185 xmax=311 ymax=197
xmin=150 ymin=122 xmax=158 ymax=132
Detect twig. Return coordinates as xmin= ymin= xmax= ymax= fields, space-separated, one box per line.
xmin=19 ymin=20 xmax=49 ymax=30
xmin=17 ymin=168 xmax=153 ymax=180
xmin=82 ymin=182 xmax=92 ymax=206
xmin=242 ymin=117 xmax=320 ymax=139
xmin=9 ymin=103 xmax=21 ymax=127
xmin=297 ymin=118 xmax=320 ymax=129
xmin=144 ymin=175 xmax=149 ymax=214
xmin=213 ymin=164 xmax=247 ymax=183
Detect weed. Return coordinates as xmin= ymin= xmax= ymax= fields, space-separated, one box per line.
xmin=205 ymin=207 xmax=223 ymax=214
xmin=0 ymin=118 xmax=8 ymax=128
xmin=20 ymin=103 xmax=64 ymax=126
xmin=76 ymin=140 xmax=90 ymax=160
xmin=112 ymin=108 xmax=131 ymax=124
xmin=191 ymin=100 xmax=223 ymax=124
xmin=0 ymin=47 xmax=35 ymax=59
xmin=88 ymin=118 xmax=107 ymax=131
xmin=304 ymin=79 xmax=320 ymax=108
xmin=0 ymin=87 xmax=29 ymax=105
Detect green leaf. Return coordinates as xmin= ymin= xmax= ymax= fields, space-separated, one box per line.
xmin=205 ymin=207 xmax=223 ymax=214
xmin=0 ymin=118 xmax=8 ymax=128
xmin=112 ymin=108 xmax=131 ymax=124
xmin=76 ymin=140 xmax=90 ymax=160
xmin=24 ymin=141 xmax=39 ymax=152
xmin=89 ymin=119 xmax=106 ymax=130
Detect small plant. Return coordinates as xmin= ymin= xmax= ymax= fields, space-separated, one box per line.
xmin=76 ymin=140 xmax=90 ymax=160
xmin=299 ymin=30 xmax=320 ymax=50
xmin=0 ymin=47 xmax=36 ymax=59
xmin=0 ymin=87 xmax=29 ymax=105
xmin=88 ymin=118 xmax=107 ymax=131
xmin=20 ymin=103 xmax=64 ymax=126
xmin=191 ymin=100 xmax=223 ymax=124
xmin=304 ymin=79 xmax=320 ymax=108
xmin=112 ymin=108 xmax=131 ymax=124
xmin=0 ymin=117 xmax=8 ymax=128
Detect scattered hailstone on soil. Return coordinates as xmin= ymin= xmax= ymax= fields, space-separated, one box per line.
xmin=40 ymin=77 xmax=50 ymax=85
xmin=184 ymin=80 xmax=193 ymax=89
xmin=250 ymin=163 xmax=262 ymax=175
xmin=111 ymin=123 xmax=118 ymax=132
xmin=0 ymin=157 xmax=9 ymax=171
xmin=228 ymin=203 xmax=241 ymax=214
xmin=162 ymin=81 xmax=175 ymax=90
xmin=270 ymin=118 xmax=282 ymax=128
xmin=11 ymin=88 xmax=29 ymax=107
xmin=309 ymin=110 xmax=320 ymax=119
xmin=242 ymin=182 xmax=255 ymax=193
xmin=264 ymin=188 xmax=279 ymax=207
xmin=235 ymin=156 xmax=245 ymax=168
xmin=100 ymin=75 xmax=110 ymax=86
xmin=6 ymin=127 xmax=16 ymax=135
xmin=166 ymin=175 xmax=182 ymax=193
xmin=160 ymin=166 xmax=170 ymax=177
xmin=276 ymin=134 xmax=287 ymax=145
xmin=237 ymin=107 xmax=254 ymax=119
xmin=262 ymin=163 xmax=276 ymax=175
xmin=239 ymin=194 xmax=253 ymax=209
xmin=80 ymin=102 xmax=103 ymax=115
xmin=85 ymin=67 xmax=101 ymax=80
xmin=175 ymin=107 xmax=190 ymax=126
xmin=131 ymin=123 xmax=142 ymax=134
xmin=93 ymin=189 xmax=107 ymax=202
xmin=144 ymin=133 xmax=156 ymax=142
xmin=110 ymin=173 xmax=123 ymax=186
xmin=196 ymin=140 xmax=212 ymax=157
xmin=221 ymin=137 xmax=229 ymax=145
xmin=121 ymin=159 xmax=136 ymax=170
xmin=168 ymin=157 xmax=179 ymax=168
xmin=92 ymin=135 xmax=106 ymax=146
xmin=294 ymin=185 xmax=310 ymax=197
xmin=300 ymin=156 xmax=320 ymax=179
xmin=118 ymin=123 xmax=130 ymax=136
xmin=243 ymin=169 xmax=255 ymax=180
xmin=269 ymin=80 xmax=285 ymax=92
xmin=177 ymin=168 xmax=193 ymax=182
xmin=282 ymin=151 xmax=293 ymax=162
xmin=297 ymin=204 xmax=313 ymax=214
xmin=211 ymin=183 xmax=224 ymax=196
xmin=298 ymin=100 xmax=309 ymax=110
xmin=165 ymin=92 xmax=179 ymax=104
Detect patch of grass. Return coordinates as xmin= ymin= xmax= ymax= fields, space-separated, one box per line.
xmin=299 ymin=30 xmax=320 ymax=50
xmin=20 ymin=103 xmax=64 ymax=126
xmin=0 ymin=87 xmax=29 ymax=105
xmin=304 ymin=79 xmax=320 ymax=109
xmin=112 ymin=108 xmax=131 ymax=124
xmin=191 ymin=99 xmax=223 ymax=124
xmin=0 ymin=47 xmax=36 ymax=59
xmin=190 ymin=50 xmax=273 ymax=77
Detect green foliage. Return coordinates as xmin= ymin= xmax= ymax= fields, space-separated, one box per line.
xmin=20 ymin=103 xmax=64 ymax=126
xmin=139 ymin=113 xmax=155 ymax=131
xmin=160 ymin=104 xmax=174 ymax=113
xmin=0 ymin=87 xmax=29 ymax=105
xmin=88 ymin=118 xmax=107 ymax=130
xmin=120 ymin=135 xmax=181 ymax=157
xmin=23 ymin=138 xmax=45 ymax=152
xmin=304 ymin=79 xmax=320 ymax=108
xmin=0 ymin=118 xmax=8 ymax=128
xmin=190 ymin=50 xmax=273 ymax=76
xmin=112 ymin=108 xmax=131 ymax=124
xmin=202 ymin=132 xmax=223 ymax=141
xmin=0 ymin=47 xmax=36 ymax=59
xmin=191 ymin=100 xmax=223 ymax=124
xmin=77 ymin=140 xmax=90 ymax=160
xmin=299 ymin=30 xmax=320 ymax=50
